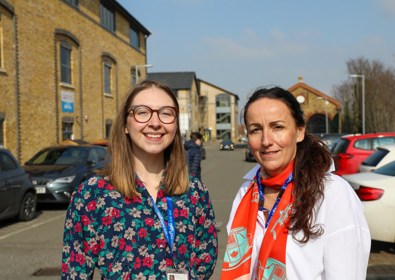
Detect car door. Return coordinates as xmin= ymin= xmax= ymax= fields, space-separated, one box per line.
xmin=0 ymin=152 xmax=20 ymax=215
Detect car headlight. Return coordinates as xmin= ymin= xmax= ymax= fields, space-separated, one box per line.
xmin=52 ymin=176 xmax=76 ymax=184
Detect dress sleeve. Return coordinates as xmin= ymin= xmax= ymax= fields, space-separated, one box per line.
xmin=61 ymin=181 xmax=98 ymax=280
xmin=193 ymin=181 xmax=218 ymax=280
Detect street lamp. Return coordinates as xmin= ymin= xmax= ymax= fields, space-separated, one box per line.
xmin=135 ymin=64 xmax=153 ymax=84
xmin=350 ymin=74 xmax=365 ymax=135
xmin=317 ymin=97 xmax=329 ymax=133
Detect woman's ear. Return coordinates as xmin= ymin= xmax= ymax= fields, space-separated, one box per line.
xmin=297 ymin=125 xmax=306 ymax=143
xmin=125 ymin=127 xmax=129 ymax=134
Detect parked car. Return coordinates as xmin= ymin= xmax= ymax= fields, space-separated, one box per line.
xmin=200 ymin=143 xmax=206 ymax=160
xmin=359 ymin=143 xmax=395 ymax=173
xmin=239 ymin=136 xmax=248 ymax=143
xmin=220 ymin=140 xmax=234 ymax=151
xmin=245 ymin=145 xmax=256 ymax=162
xmin=0 ymin=148 xmax=37 ymax=221
xmin=331 ymin=133 xmax=395 ymax=176
xmin=23 ymin=145 xmax=107 ymax=203
xmin=342 ymin=161 xmax=395 ymax=243
xmin=313 ymin=133 xmax=349 ymax=151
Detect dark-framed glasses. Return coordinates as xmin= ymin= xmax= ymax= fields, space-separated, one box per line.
xmin=129 ymin=105 xmax=179 ymax=124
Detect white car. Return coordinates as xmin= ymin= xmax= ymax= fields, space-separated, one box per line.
xmin=342 ymin=161 xmax=395 ymax=243
xmin=359 ymin=143 xmax=395 ymax=173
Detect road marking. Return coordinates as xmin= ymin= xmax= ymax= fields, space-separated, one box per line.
xmin=0 ymin=214 xmax=65 ymax=241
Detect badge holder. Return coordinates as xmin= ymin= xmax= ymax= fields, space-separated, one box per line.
xmin=166 ymin=268 xmax=189 ymax=280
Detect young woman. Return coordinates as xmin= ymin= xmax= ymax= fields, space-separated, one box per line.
xmin=221 ymin=87 xmax=370 ymax=280
xmin=61 ymin=80 xmax=218 ymax=280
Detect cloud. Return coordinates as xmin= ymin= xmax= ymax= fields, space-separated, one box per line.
xmin=377 ymin=0 xmax=395 ymax=17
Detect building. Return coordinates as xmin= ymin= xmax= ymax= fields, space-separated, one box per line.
xmin=288 ymin=77 xmax=342 ymax=133
xmin=0 ymin=0 xmax=150 ymax=163
xmin=147 ymin=72 xmax=200 ymax=141
xmin=197 ymin=79 xmax=239 ymax=141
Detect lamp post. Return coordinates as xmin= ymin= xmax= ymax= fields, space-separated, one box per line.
xmin=350 ymin=74 xmax=365 ymax=135
xmin=135 ymin=64 xmax=153 ymax=84
xmin=317 ymin=97 xmax=329 ymax=133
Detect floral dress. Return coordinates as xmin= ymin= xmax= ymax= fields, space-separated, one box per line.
xmin=61 ymin=175 xmax=218 ymax=280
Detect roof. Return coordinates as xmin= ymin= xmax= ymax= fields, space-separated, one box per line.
xmin=287 ymin=82 xmax=341 ymax=110
xmin=147 ymin=72 xmax=197 ymax=90
xmin=343 ymin=132 xmax=395 ymax=140
xmin=197 ymin=78 xmax=239 ymax=101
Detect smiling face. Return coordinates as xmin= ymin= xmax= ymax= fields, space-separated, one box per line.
xmin=246 ymin=98 xmax=305 ymax=177
xmin=125 ymin=86 xmax=177 ymax=159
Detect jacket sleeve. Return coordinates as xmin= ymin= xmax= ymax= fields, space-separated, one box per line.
xmin=194 ymin=180 xmax=218 ymax=280
xmin=61 ymin=182 xmax=98 ymax=280
xmin=189 ymin=149 xmax=201 ymax=179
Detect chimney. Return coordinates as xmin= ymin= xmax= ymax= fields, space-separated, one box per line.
xmin=298 ymin=76 xmax=303 ymax=83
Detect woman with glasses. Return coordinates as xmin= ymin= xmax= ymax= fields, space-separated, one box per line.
xmin=61 ymin=80 xmax=218 ymax=280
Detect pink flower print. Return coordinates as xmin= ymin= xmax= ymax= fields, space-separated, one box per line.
xmin=62 ymin=262 xmax=69 ymax=273
xmin=132 ymin=196 xmax=142 ymax=203
xmin=70 ymin=250 xmax=75 ymax=261
xmin=173 ymin=208 xmax=179 ymax=218
xmin=119 ymin=238 xmax=125 ymax=250
xmin=205 ymin=255 xmax=212 ymax=263
xmin=86 ymin=201 xmax=96 ymax=212
xmin=138 ymin=228 xmax=147 ymax=238
xmin=134 ymin=257 xmax=141 ymax=269
xmin=156 ymin=238 xmax=165 ymax=248
xmin=143 ymin=257 xmax=153 ymax=268
xmin=145 ymin=218 xmax=155 ymax=227
xmin=198 ymin=216 xmax=205 ymax=225
xmin=108 ymin=263 xmax=113 ymax=272
xmin=179 ymin=244 xmax=187 ymax=254
xmin=124 ymin=197 xmax=132 ymax=204
xmin=157 ymin=189 xmax=164 ymax=199
xmin=166 ymin=258 xmax=173 ymax=267
xmin=83 ymin=241 xmax=90 ymax=253
xmin=106 ymin=184 xmax=114 ymax=191
xmin=188 ymin=235 xmax=194 ymax=244
xmin=99 ymin=240 xmax=105 ymax=249
xmin=190 ymin=196 xmax=198 ymax=205
xmin=75 ymin=254 xmax=85 ymax=265
xmin=98 ymin=179 xmax=105 ymax=188
xmin=125 ymin=245 xmax=133 ymax=252
xmin=180 ymin=209 xmax=189 ymax=218
xmin=111 ymin=208 xmax=120 ymax=218
xmin=92 ymin=244 xmax=100 ymax=254
xmin=81 ymin=215 xmax=91 ymax=226
xmin=195 ymin=240 xmax=201 ymax=247
xmin=102 ymin=216 xmax=113 ymax=226
xmin=74 ymin=222 xmax=82 ymax=233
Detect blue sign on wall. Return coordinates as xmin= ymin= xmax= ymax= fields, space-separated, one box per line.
xmin=61 ymin=91 xmax=74 ymax=113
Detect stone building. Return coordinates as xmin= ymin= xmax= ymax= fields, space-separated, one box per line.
xmin=288 ymin=77 xmax=342 ymax=133
xmin=0 ymin=0 xmax=150 ymax=163
xmin=197 ymin=79 xmax=239 ymax=142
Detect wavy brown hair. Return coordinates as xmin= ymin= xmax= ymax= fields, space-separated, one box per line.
xmin=96 ymin=80 xmax=189 ymax=198
xmin=242 ymin=86 xmax=332 ymax=243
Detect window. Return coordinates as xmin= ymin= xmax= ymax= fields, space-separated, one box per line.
xmin=105 ymin=119 xmax=112 ymax=138
xmin=129 ymin=26 xmax=139 ymax=49
xmin=60 ymin=45 xmax=72 ymax=84
xmin=62 ymin=122 xmax=73 ymax=141
xmin=216 ymin=94 xmax=230 ymax=107
xmin=0 ymin=13 xmax=2 ymax=68
xmin=354 ymin=139 xmax=370 ymax=150
xmin=100 ymin=0 xmax=115 ymax=32
xmin=104 ymin=62 xmax=111 ymax=94
xmin=64 ymin=0 xmax=78 ymax=7
xmin=216 ymin=113 xmax=231 ymax=124
xmin=0 ymin=117 xmax=4 ymax=148
xmin=131 ymin=68 xmax=136 ymax=86
xmin=0 ymin=152 xmax=18 ymax=172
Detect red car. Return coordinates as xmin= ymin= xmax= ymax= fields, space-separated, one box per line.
xmin=332 ymin=133 xmax=395 ymax=176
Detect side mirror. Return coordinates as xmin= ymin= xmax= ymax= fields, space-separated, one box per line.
xmin=87 ymin=160 xmax=96 ymax=167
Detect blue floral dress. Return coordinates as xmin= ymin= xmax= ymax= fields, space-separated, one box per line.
xmin=61 ymin=175 xmax=218 ymax=280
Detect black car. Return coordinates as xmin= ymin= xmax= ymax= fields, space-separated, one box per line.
xmin=220 ymin=140 xmax=234 ymax=150
xmin=23 ymin=145 xmax=107 ymax=203
xmin=245 ymin=145 xmax=256 ymax=162
xmin=0 ymin=148 xmax=37 ymax=221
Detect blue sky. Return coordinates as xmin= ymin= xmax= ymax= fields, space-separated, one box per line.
xmin=117 ymin=0 xmax=395 ymax=117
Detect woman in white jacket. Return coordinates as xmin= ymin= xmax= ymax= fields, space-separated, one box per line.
xmin=221 ymin=86 xmax=370 ymax=280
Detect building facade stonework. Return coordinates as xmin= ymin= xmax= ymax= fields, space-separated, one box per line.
xmin=0 ymin=0 xmax=150 ymax=163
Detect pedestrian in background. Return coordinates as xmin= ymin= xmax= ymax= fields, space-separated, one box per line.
xmin=221 ymin=86 xmax=370 ymax=279
xmin=61 ymin=80 xmax=218 ymax=280
xmin=184 ymin=132 xmax=203 ymax=181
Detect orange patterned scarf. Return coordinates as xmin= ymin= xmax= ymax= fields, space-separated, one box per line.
xmin=221 ymin=162 xmax=294 ymax=280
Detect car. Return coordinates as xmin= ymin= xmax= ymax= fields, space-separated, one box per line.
xmin=200 ymin=143 xmax=206 ymax=160
xmin=239 ymin=136 xmax=248 ymax=143
xmin=245 ymin=145 xmax=256 ymax=162
xmin=90 ymin=138 xmax=109 ymax=149
xmin=313 ymin=133 xmax=349 ymax=151
xmin=342 ymin=161 xmax=395 ymax=243
xmin=220 ymin=140 xmax=234 ymax=150
xmin=0 ymin=148 xmax=37 ymax=222
xmin=23 ymin=145 xmax=107 ymax=203
xmin=331 ymin=133 xmax=395 ymax=176
xmin=359 ymin=143 xmax=395 ymax=173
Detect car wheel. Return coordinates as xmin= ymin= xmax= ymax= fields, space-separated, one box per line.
xmin=245 ymin=153 xmax=249 ymax=161
xmin=18 ymin=192 xmax=37 ymax=221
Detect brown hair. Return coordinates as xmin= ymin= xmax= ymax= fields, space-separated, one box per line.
xmin=243 ymin=86 xmax=332 ymax=243
xmin=96 ymin=80 xmax=189 ymax=198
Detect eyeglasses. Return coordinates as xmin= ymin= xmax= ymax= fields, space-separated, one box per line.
xmin=128 ymin=105 xmax=179 ymax=124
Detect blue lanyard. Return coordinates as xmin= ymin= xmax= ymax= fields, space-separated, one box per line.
xmin=256 ymin=168 xmax=293 ymax=229
xmin=150 ymin=196 xmax=175 ymax=258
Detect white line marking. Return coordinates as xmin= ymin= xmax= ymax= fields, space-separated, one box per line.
xmin=0 ymin=213 xmax=65 ymax=241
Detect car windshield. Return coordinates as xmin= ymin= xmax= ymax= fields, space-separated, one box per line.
xmin=373 ymin=161 xmax=395 ymax=176
xmin=361 ymin=149 xmax=389 ymax=166
xmin=25 ymin=147 xmax=87 ymax=165
xmin=222 ymin=140 xmax=233 ymax=144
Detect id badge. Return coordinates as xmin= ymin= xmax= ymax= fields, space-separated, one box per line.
xmin=167 ymin=272 xmax=188 ymax=280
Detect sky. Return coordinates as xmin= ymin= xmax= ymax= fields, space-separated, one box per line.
xmin=117 ymin=0 xmax=395 ymax=120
